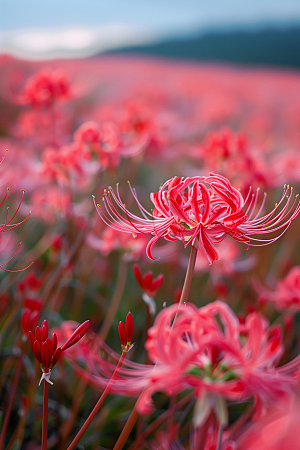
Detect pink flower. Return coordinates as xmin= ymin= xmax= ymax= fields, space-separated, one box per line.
xmin=260 ymin=266 xmax=300 ymax=311
xmin=133 ymin=264 xmax=164 ymax=297
xmin=69 ymin=301 xmax=299 ymax=429
xmin=138 ymin=301 xmax=294 ymax=420
xmin=40 ymin=144 xmax=84 ymax=186
xmin=18 ymin=273 xmax=41 ymax=296
xmin=19 ymin=69 xmax=73 ymax=108
xmin=236 ymin=394 xmax=300 ymax=450
xmin=195 ymin=128 xmax=269 ymax=193
xmin=87 ymin=226 xmax=149 ymax=261
xmin=30 ymin=186 xmax=72 ymax=222
xmin=94 ymin=173 xmax=300 ymax=264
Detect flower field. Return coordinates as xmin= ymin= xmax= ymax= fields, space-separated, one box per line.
xmin=1 ymin=54 xmax=300 ymax=449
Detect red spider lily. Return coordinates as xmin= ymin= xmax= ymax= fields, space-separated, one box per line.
xmin=118 ymin=312 xmax=134 ymax=352
xmin=94 ymin=173 xmax=300 ymax=264
xmin=74 ymin=119 xmax=147 ymax=170
xmin=19 ymin=69 xmax=73 ymax=108
xmin=87 ymin=226 xmax=149 ymax=260
xmin=18 ymin=273 xmax=42 ymax=295
xmin=259 ymin=266 xmax=300 ymax=311
xmin=28 ymin=319 xmax=89 ymax=384
xmin=140 ymin=301 xmax=294 ymax=422
xmin=40 ymin=144 xmax=84 ymax=186
xmin=140 ymin=301 xmax=293 ymax=425
xmin=67 ymin=301 xmax=300 ymax=431
xmin=195 ymin=128 xmax=269 ymax=193
xmin=133 ymin=264 xmax=164 ymax=297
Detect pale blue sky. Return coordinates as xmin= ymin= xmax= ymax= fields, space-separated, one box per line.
xmin=1 ymin=0 xmax=300 ymax=33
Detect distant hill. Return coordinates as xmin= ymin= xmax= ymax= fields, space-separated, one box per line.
xmin=105 ymin=25 xmax=300 ymax=69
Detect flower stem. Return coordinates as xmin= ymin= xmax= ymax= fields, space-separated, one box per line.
xmin=178 ymin=239 xmax=198 ymax=306
xmin=216 ymin=423 xmax=223 ymax=450
xmin=41 ymin=380 xmax=49 ymax=450
xmin=112 ymin=407 xmax=140 ymax=450
xmin=127 ymin=392 xmax=194 ymax=450
xmin=0 ymin=354 xmax=24 ymax=450
xmin=173 ymin=240 xmax=198 ymax=326
xmin=67 ymin=352 xmax=126 ymax=450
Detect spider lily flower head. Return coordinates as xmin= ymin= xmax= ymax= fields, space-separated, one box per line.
xmin=133 ymin=264 xmax=164 ymax=315
xmin=18 ymin=273 xmax=41 ymax=296
xmin=118 ymin=312 xmax=134 ymax=352
xmin=259 ymin=266 xmax=300 ymax=311
xmin=94 ymin=173 xmax=300 ymax=264
xmin=137 ymin=301 xmax=294 ymax=422
xmin=19 ymin=69 xmax=73 ymax=108
xmin=28 ymin=319 xmax=89 ymax=385
xmin=87 ymin=226 xmax=149 ymax=261
xmin=196 ymin=128 xmax=269 ymax=193
xmin=133 ymin=264 xmax=164 ymax=297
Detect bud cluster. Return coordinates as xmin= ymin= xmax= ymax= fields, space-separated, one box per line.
xmin=28 ymin=319 xmax=89 ymax=384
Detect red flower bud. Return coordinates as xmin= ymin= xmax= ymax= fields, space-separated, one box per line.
xmin=60 ymin=320 xmax=89 ymax=351
xmin=133 ymin=264 xmax=164 ymax=297
xmin=28 ymin=319 xmax=89 ymax=384
xmin=118 ymin=313 xmax=134 ymax=351
xmin=125 ymin=312 xmax=134 ymax=345
xmin=118 ymin=321 xmax=126 ymax=346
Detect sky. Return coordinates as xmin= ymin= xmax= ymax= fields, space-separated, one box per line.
xmin=1 ymin=0 xmax=300 ymax=59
